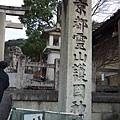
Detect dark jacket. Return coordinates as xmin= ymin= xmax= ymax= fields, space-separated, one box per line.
xmin=0 ymin=68 xmax=9 ymax=102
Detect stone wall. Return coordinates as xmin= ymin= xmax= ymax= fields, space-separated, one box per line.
xmin=92 ymin=103 xmax=120 ymax=120
xmin=11 ymin=89 xmax=120 ymax=120
xmin=92 ymin=92 xmax=120 ymax=120
xmin=8 ymin=73 xmax=33 ymax=88
xmin=12 ymin=89 xmax=58 ymax=111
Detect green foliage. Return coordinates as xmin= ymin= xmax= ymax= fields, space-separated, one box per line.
xmin=20 ymin=31 xmax=46 ymax=61
xmin=5 ymin=38 xmax=24 ymax=54
xmin=5 ymin=38 xmax=24 ymax=48
xmin=19 ymin=0 xmax=59 ymax=61
xmin=20 ymin=0 xmax=59 ymax=36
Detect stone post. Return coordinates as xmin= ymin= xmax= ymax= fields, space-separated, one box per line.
xmin=17 ymin=55 xmax=26 ymax=89
xmin=58 ymin=0 xmax=92 ymax=120
xmin=54 ymin=58 xmax=60 ymax=90
xmin=0 ymin=12 xmax=6 ymax=61
xmin=118 ymin=20 xmax=120 ymax=86
xmin=92 ymin=62 xmax=96 ymax=92
xmin=49 ymin=35 xmax=53 ymax=46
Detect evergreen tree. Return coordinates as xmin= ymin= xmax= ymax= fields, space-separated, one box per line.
xmin=19 ymin=0 xmax=59 ymax=61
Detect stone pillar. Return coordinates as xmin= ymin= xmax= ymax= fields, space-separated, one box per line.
xmin=118 ymin=20 xmax=120 ymax=86
xmin=92 ymin=62 xmax=96 ymax=92
xmin=59 ymin=36 xmax=61 ymax=47
xmin=49 ymin=35 xmax=53 ymax=46
xmin=0 ymin=12 xmax=6 ymax=61
xmin=58 ymin=0 xmax=92 ymax=120
xmin=17 ymin=55 xmax=26 ymax=89
xmin=54 ymin=58 xmax=60 ymax=90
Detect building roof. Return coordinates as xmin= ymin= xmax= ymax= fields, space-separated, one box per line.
xmin=44 ymin=23 xmax=61 ymax=33
xmin=43 ymin=23 xmax=61 ymax=40
xmin=93 ymin=9 xmax=120 ymax=44
xmin=93 ymin=9 xmax=120 ymax=34
xmin=43 ymin=46 xmax=60 ymax=54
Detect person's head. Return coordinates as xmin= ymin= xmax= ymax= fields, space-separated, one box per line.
xmin=0 ymin=61 xmax=8 ymax=69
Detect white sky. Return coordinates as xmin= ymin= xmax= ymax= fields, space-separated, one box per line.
xmin=0 ymin=0 xmax=27 ymax=41
xmin=92 ymin=0 xmax=120 ymax=22
xmin=0 ymin=0 xmax=119 ymax=41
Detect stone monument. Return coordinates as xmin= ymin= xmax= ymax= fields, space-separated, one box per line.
xmin=58 ymin=0 xmax=92 ymax=120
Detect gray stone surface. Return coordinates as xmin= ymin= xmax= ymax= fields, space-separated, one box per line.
xmin=58 ymin=1 xmax=92 ymax=120
xmin=93 ymin=103 xmax=112 ymax=113
xmin=92 ymin=92 xmax=120 ymax=103
xmin=1 ymin=88 xmax=120 ymax=120
xmin=112 ymin=104 xmax=120 ymax=112
xmin=12 ymin=89 xmax=58 ymax=101
xmin=92 ymin=113 xmax=101 ymax=120
xmin=102 ymin=113 xmax=119 ymax=120
xmin=0 ymin=12 xmax=5 ymax=61
xmin=13 ymin=101 xmax=58 ymax=111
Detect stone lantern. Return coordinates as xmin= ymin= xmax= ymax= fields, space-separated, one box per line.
xmin=43 ymin=23 xmax=61 ymax=81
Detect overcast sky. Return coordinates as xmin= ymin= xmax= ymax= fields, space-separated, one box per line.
xmin=92 ymin=0 xmax=120 ymax=22
xmin=0 ymin=0 xmax=119 ymax=41
xmin=0 ymin=0 xmax=27 ymax=41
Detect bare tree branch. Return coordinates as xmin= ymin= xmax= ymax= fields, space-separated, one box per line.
xmin=92 ymin=0 xmax=120 ymax=21
xmin=93 ymin=36 xmax=119 ymax=68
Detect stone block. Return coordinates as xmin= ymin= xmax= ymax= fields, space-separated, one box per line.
xmin=93 ymin=103 xmax=112 ymax=113
xmin=102 ymin=113 xmax=119 ymax=120
xmin=13 ymin=101 xmax=58 ymax=111
xmin=92 ymin=103 xmax=101 ymax=112
xmin=92 ymin=113 xmax=101 ymax=120
xmin=101 ymin=103 xmax=112 ymax=112
xmin=112 ymin=104 xmax=120 ymax=112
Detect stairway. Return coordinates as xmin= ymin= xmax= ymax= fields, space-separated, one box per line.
xmin=0 ymin=88 xmax=13 ymax=120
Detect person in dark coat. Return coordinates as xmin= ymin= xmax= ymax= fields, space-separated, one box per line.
xmin=0 ymin=61 xmax=9 ymax=103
